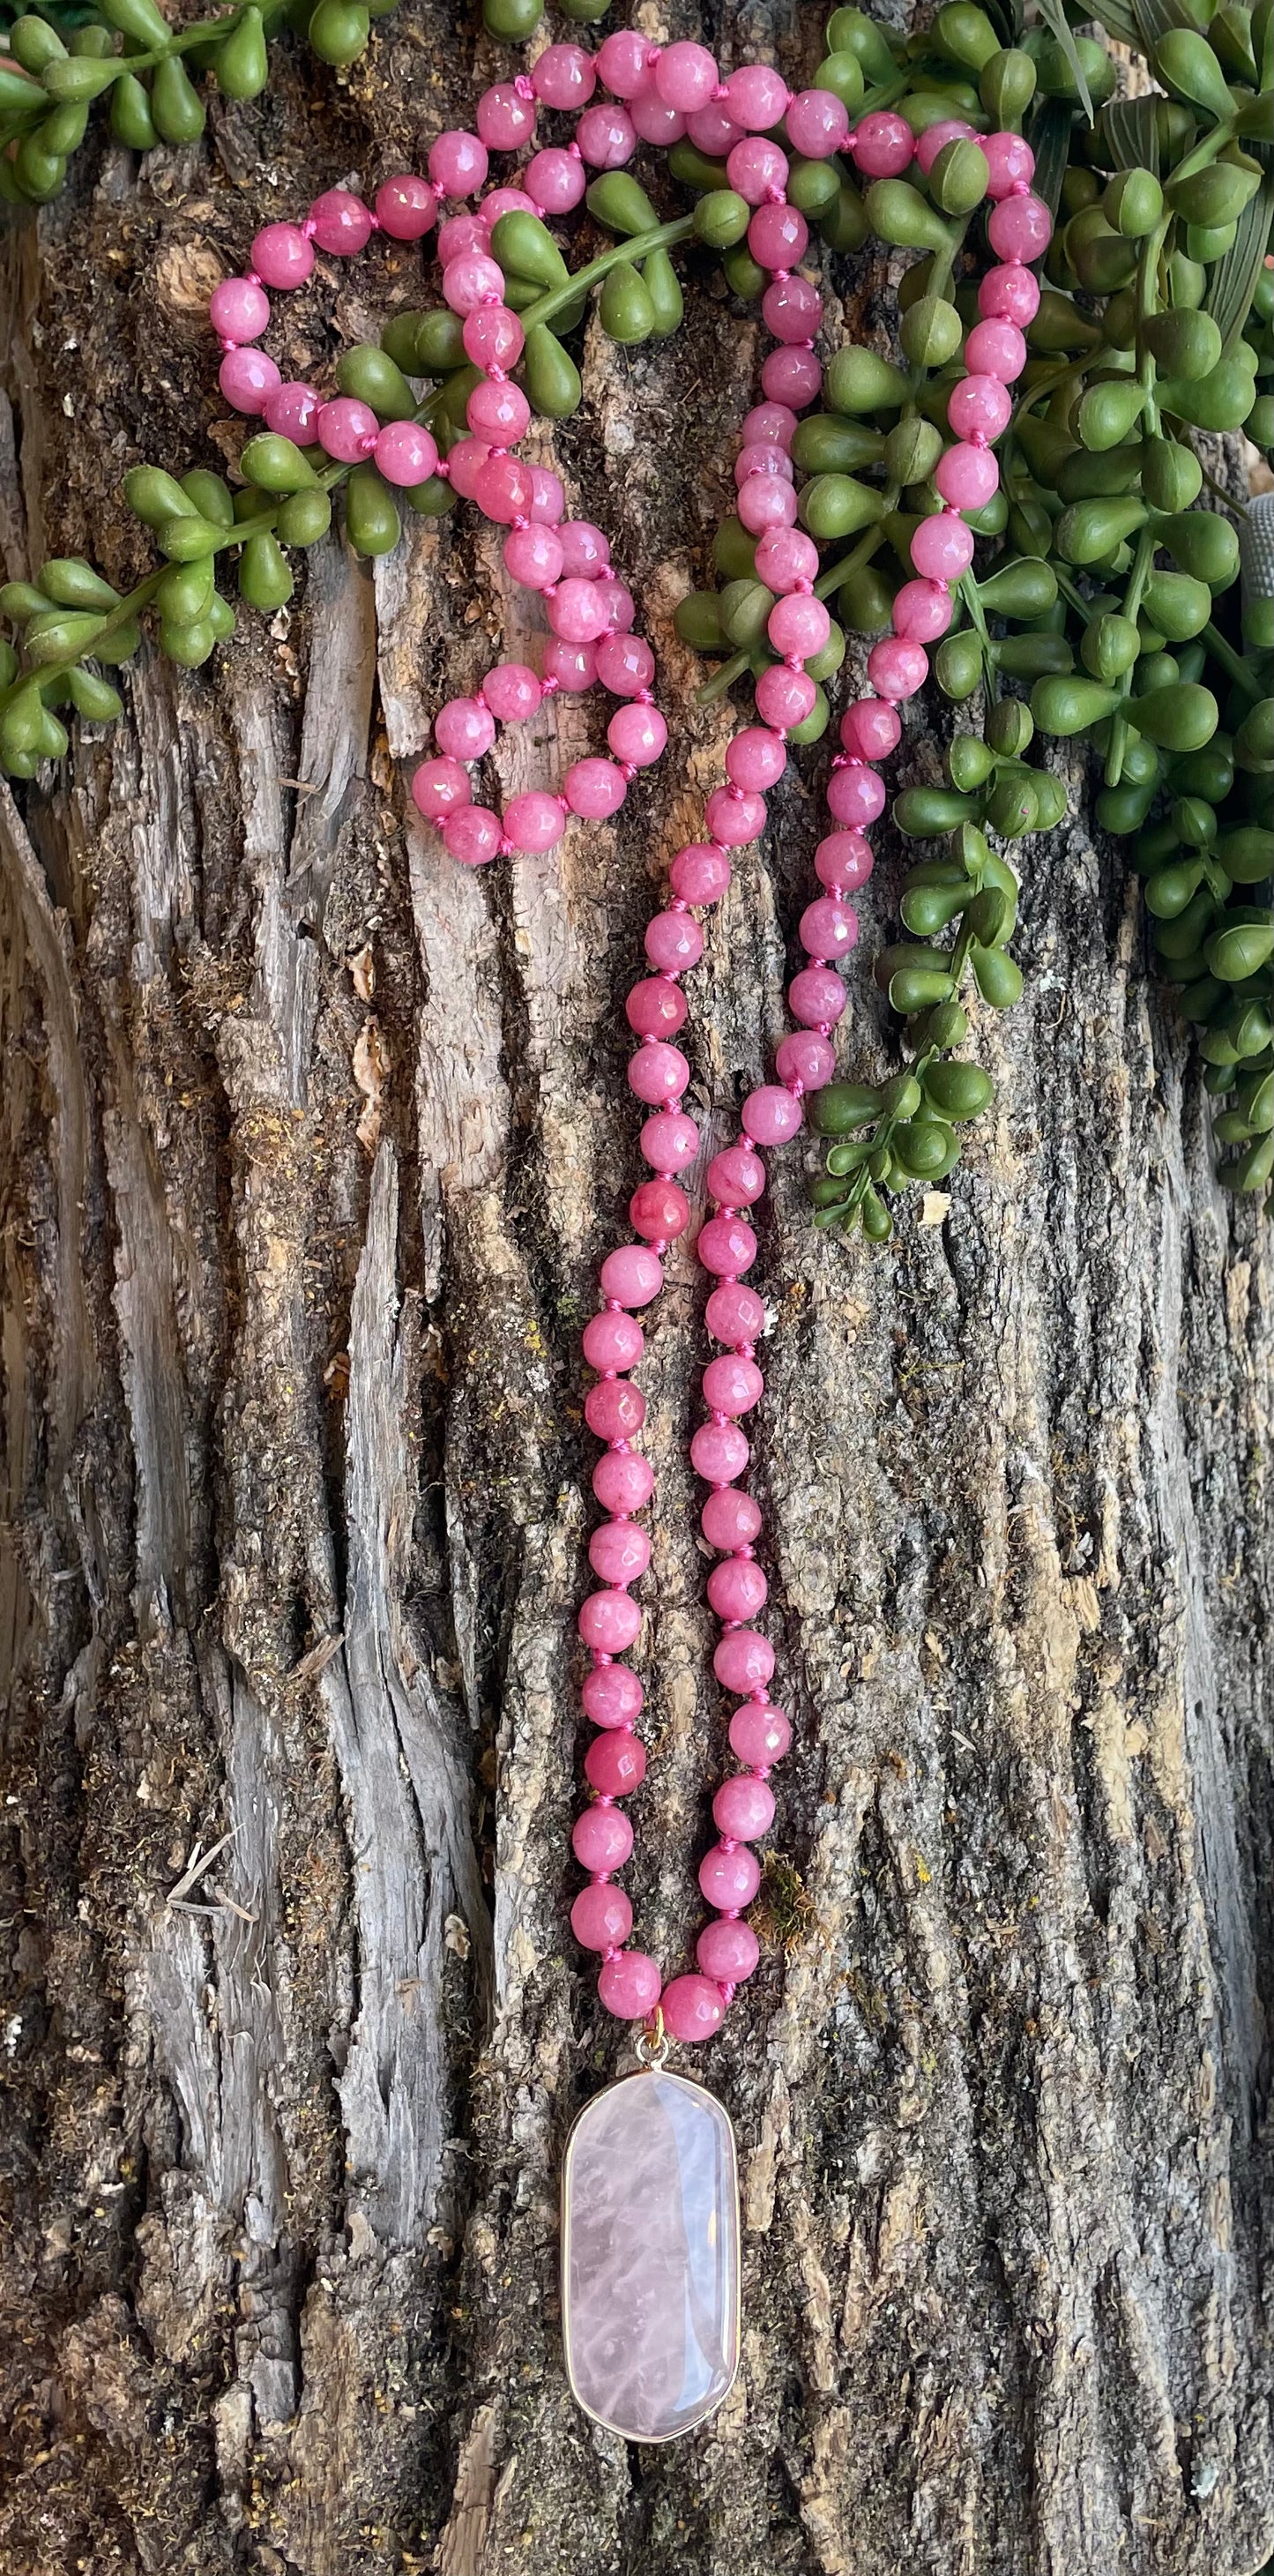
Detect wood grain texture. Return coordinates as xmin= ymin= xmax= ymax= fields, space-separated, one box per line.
xmin=0 ymin=5 xmax=1270 ymax=2572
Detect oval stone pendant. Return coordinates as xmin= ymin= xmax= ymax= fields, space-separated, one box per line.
xmin=561 ymin=2066 xmax=741 ymax=2441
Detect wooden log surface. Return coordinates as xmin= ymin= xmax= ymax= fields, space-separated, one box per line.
xmin=0 ymin=5 xmax=1271 ymax=2571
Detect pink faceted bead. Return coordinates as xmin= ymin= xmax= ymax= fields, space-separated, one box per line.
xmin=437 ymin=213 xmax=489 ymax=267
xmin=756 ymin=663 xmax=817 ymax=730
xmin=706 ymin=1146 xmax=764 ymax=1208
xmin=572 ymin=1883 xmax=634 ymax=1951
xmin=910 ymin=511 xmax=976 ymax=582
xmin=588 ymin=1519 xmax=652 ymax=1585
xmin=585 ymin=1731 xmax=647 ymax=1797
xmin=690 ymin=1420 xmax=750 ymax=1484
xmin=251 ymin=222 xmax=314 ymax=288
xmin=436 ymin=697 xmax=495 ymax=760
xmin=317 ymin=396 xmax=378 ymax=462
xmin=645 ymin=910 xmax=703 ymax=971
xmin=987 ymin=190 xmax=1050 ymax=261
xmin=734 ymin=443 xmax=793 ymax=488
xmin=661 ymin=1974 xmax=726 ymax=2042
xmin=935 ymin=441 xmax=1000 ymax=511
xmin=482 ymin=661 xmax=541 ymax=722
xmin=375 ymin=175 xmax=436 ymax=241
xmin=741 ymin=1084 xmax=802 ymax=1146
xmin=503 ymin=525 xmax=564 ymax=590
xmin=655 ymin=40 xmax=719 ymax=110
xmin=816 ymin=831 xmax=874 ymax=892
xmin=567 ymin=758 xmax=628 ymax=820
xmin=707 ymin=1557 xmax=769 ymax=1625
xmin=705 ymin=1282 xmax=765 ymax=1346
xmin=583 ymin=1307 xmax=644 ymax=1371
xmin=800 ymin=895 xmax=858 ymax=959
xmin=742 ymin=403 xmax=797 ymax=449
xmin=789 ymin=965 xmax=847 ymax=1027
xmin=484 ymin=184 xmax=537 ymax=221
xmin=443 ymin=806 xmax=503 ymax=867
xmin=786 ymin=85 xmax=850 ymax=156
xmin=548 ymin=577 xmax=611 ymax=644
xmin=840 ymin=698 xmax=901 ymax=761
xmin=712 ymin=1774 xmax=776 ymax=1842
xmin=738 ymin=473 xmax=799 ymax=535
xmin=585 ymin=1377 xmax=645 ymax=1442
xmin=412 ymin=757 xmax=471 ymax=820
xmin=597 ymin=28 xmax=654 ymax=95
xmin=729 ymin=1701 xmax=790 ymax=1765
xmin=600 ymin=1243 xmax=664 ymax=1306
xmin=703 ymin=1489 xmax=763 ymax=1550
xmin=703 ymin=1350 xmax=764 ymax=1413
xmin=557 ymin=521 xmax=610 ymax=578
xmin=428 ymin=130 xmax=488 ymax=197
xmin=626 ymin=979 xmax=685 ymax=1039
xmin=582 ymin=1663 xmax=644 ymax=1729
xmin=705 ymin=788 xmax=767 ymax=847
xmin=598 ymin=1949 xmax=661 ymax=2020
xmin=755 ymin=526 xmax=819 ymax=595
xmin=597 ymin=633 xmax=655 ymax=697
xmin=264 ymin=380 xmax=321 ymax=442
xmin=749 ymin=202 xmax=808 ymax=272
xmin=631 ymin=1176 xmax=689 ymax=1240
xmin=598 ymin=579 xmax=635 ymax=636
xmin=775 ymin=1029 xmax=836 ymax=1089
xmin=982 ymin=131 xmax=1035 ymax=198
xmin=947 ymin=373 xmax=1014 ymax=443
xmin=577 ymin=103 xmax=637 ymax=168
xmin=641 ymin=1109 xmax=700 ymax=1170
xmin=628 ymin=1041 xmax=689 ymax=1106
xmin=577 ymin=1589 xmax=641 ymax=1654
xmin=726 ymin=137 xmax=788 ymax=205
xmin=476 ymin=81 xmax=537 ymax=151
xmin=219 ymin=347 xmax=279 ymax=414
xmin=543 ymin=637 xmax=598 ymax=692
xmin=851 ymin=110 xmax=913 ymax=177
xmin=763 ymin=344 xmax=822 ymax=408
xmin=697 ymin=1917 xmax=760 ymax=1982
xmin=630 ymin=83 xmax=687 ymax=146
xmin=503 ymin=790 xmax=566 ymax=853
xmin=913 ymin=118 xmax=975 ymax=177
xmin=726 ymin=728 xmax=787 ymax=794
xmin=607 ymin=703 xmax=667 ymax=768
xmin=697 ymin=1213 xmax=757 ymax=1277
xmin=979 ymin=261 xmax=1041 ymax=326
xmin=445 ymin=437 xmax=490 ymax=502
xmin=699 ymin=1842 xmax=761 ymax=1910
xmin=767 ymin=593 xmax=831 ymax=660
xmin=210 ymin=275 xmax=270 ymax=344
xmin=827 ymin=763 xmax=887 ymax=827
xmin=713 ymin=1630 xmax=774 ymax=1691
xmin=687 ymin=100 xmax=741 ymax=155
xmin=965 ymin=317 xmax=1027 ymax=384
xmin=467 ymin=377 xmax=532 ymax=443
xmin=476 ymin=453 xmax=535 ymax=524
xmin=892 ymin=579 xmax=955 ymax=644
xmin=722 ymin=63 xmax=788 ymax=128
xmin=592 ymin=1452 xmax=654 ymax=1514
xmin=868 ymin=636 xmax=929 ymax=701
xmin=309 ymin=189 xmax=373 ymax=254
xmin=525 ymin=146 xmax=586 ymax=214
xmin=443 ymin=250 xmax=506 ymax=315
xmin=375 ymin=421 xmax=439 ymax=487
xmin=572 ymin=1800 xmax=634 ymax=1870
xmin=670 ymin=844 xmax=731 ymax=904
xmin=532 ymin=41 xmax=595 ymax=108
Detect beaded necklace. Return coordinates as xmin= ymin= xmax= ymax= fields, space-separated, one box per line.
xmin=206 ymin=26 xmax=1052 ymax=2442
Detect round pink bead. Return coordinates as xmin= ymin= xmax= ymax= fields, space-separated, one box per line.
xmin=645 ymin=911 xmax=703 ymax=972
xmin=775 ymin=1030 xmax=836 ymax=1088
xmin=210 ymin=275 xmax=270 ymax=344
xmin=987 ymin=190 xmax=1050 ymax=261
xmin=789 ymin=964 xmax=846 ymax=1027
xmin=734 ymin=444 xmax=793 ymax=489
xmin=755 ymin=526 xmax=819 ymax=595
xmin=598 ymin=579 xmax=635 ymax=636
xmin=583 ymin=1308 xmax=644 ymax=1371
xmin=630 ymin=1176 xmax=689 ymax=1240
xmin=436 ymin=697 xmax=495 ymax=760
xmin=592 ymin=1451 xmax=654 ymax=1514
xmin=484 ymin=190 xmax=539 ymax=227
xmin=577 ymin=103 xmax=636 ymax=167
xmin=699 ymin=1842 xmax=761 ymax=1910
xmin=697 ymin=1213 xmax=758 ymax=1277
xmin=572 ymin=1884 xmax=634 ymax=1951
xmin=588 ymin=1519 xmax=651 ymax=1585
xmin=607 ymin=703 xmax=667 ymax=768
xmin=707 ymin=1556 xmax=768 ymax=1622
xmin=557 ymin=521 xmax=610 ymax=578
xmin=767 ymin=593 xmax=831 ymax=660
xmin=703 ymin=1351 xmax=764 ymax=1413
xmin=706 ymin=1146 xmax=764 ymax=1208
xmin=786 ymin=86 xmax=850 ymax=156
xmin=503 ymin=790 xmax=566 ymax=853
xmin=585 ymin=1377 xmax=645 ymax=1442
xmin=443 ymin=806 xmax=503 ymax=868
xmin=726 ymin=136 xmax=788 ymax=205
xmin=891 ymin=578 xmax=955 ymax=643
xmin=726 ymin=728 xmax=786 ymax=795
xmin=596 ymin=634 xmax=654 ymax=698
xmin=264 ymin=380 xmax=321 ymax=441
xmin=730 ymin=1702 xmax=790 ymax=1765
xmin=868 ymin=636 xmax=929 ymax=701
xmin=935 ymin=442 xmax=1000 ymax=511
xmin=705 ymin=788 xmax=766 ymax=847
xmin=317 ymin=396 xmax=378 ymax=463
xmin=702 ymin=1488 xmax=763 ymax=1549
xmin=661 ymin=1974 xmax=726 ymax=2042
xmin=585 ymin=1732 xmax=647 ymax=1798
xmin=598 ymin=1950 xmax=661 ymax=2020
xmin=627 ymin=1042 xmax=688 ymax=1107
xmin=697 ymin=1917 xmax=760 ymax=1982
xmin=567 ymin=758 xmax=627 ymax=820
xmin=630 ymin=83 xmax=687 ymax=146
xmin=428 ymin=130 xmax=488 ymax=197
xmin=503 ymin=525 xmax=563 ymax=590
xmin=375 ymin=175 xmax=436 ymax=241
xmin=572 ymin=1800 xmax=634 ymax=1872
xmin=982 ymin=131 xmax=1035 ymax=198
xmin=749 ymin=202 xmax=808 ymax=271
xmin=309 ymin=189 xmax=373 ymax=255
xmin=437 ymin=213 xmax=489 ymax=267
xmin=640 ymin=1109 xmax=699 ymax=1170
xmin=840 ymin=699 xmax=901 ymax=761
xmin=687 ymin=101 xmax=741 ymax=155
xmin=596 ymin=28 xmax=653 ymax=95
xmin=532 ymin=41 xmax=595 ymax=108
xmin=655 ymin=39 xmax=719 ymax=110
xmin=851 ymin=110 xmax=913 ymax=177
xmin=705 ymin=1283 xmax=765 ymax=1346
xmin=251 ymin=222 xmax=314 ymax=289
xmin=543 ymin=638 xmax=598 ymax=692
xmin=219 ymin=347 xmax=279 ymax=414
xmin=548 ymin=578 xmax=610 ymax=645
xmin=742 ymin=404 xmax=797 ymax=449
xmin=738 ymin=473 xmax=799 ymax=535
xmin=800 ymin=895 xmax=858 ymax=959
xmin=763 ymin=344 xmax=822 ymax=407
xmin=741 ymin=1084 xmax=802 ymax=1146
xmin=445 ymin=438 xmax=490 ymax=502
xmin=467 ymin=377 xmax=532 ymax=444
xmin=910 ymin=512 xmax=976 ymax=582
xmin=412 ymin=757 xmax=471 ymax=820
xmin=600 ymin=1243 xmax=664 ymax=1307
xmin=947 ymin=374 xmax=1014 ymax=443
xmin=979 ymin=262 xmax=1041 ymax=326
xmin=582 ymin=1661 xmax=644 ymax=1728
xmin=443 ymin=250 xmax=506 ymax=316
xmin=827 ymin=763 xmax=887 ymax=827
xmin=816 ymin=832 xmax=874 ymax=892
xmin=714 ymin=1630 xmax=774 ymax=1691
xmin=965 ymin=317 xmax=1027 ymax=384
xmin=722 ymin=63 xmax=789 ymax=129
xmin=713 ymin=1775 xmax=776 ymax=1842
xmin=525 ymin=146 xmax=586 ymax=213
xmin=476 ymin=454 xmax=535 ymax=524
xmin=690 ymin=1419 xmax=750 ymax=1482
xmin=482 ymin=662 xmax=540 ymax=723
xmin=913 ymin=118 xmax=975 ymax=177
xmin=476 ymin=82 xmax=536 ymax=151
xmin=578 ymin=1589 xmax=641 ymax=1654
xmin=375 ymin=421 xmax=439 ymax=487
xmin=756 ymin=663 xmax=817 ymax=729
xmin=670 ymin=844 xmax=731 ymax=904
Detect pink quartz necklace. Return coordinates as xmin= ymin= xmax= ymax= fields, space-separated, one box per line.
xmin=206 ymin=34 xmax=1050 ymax=2444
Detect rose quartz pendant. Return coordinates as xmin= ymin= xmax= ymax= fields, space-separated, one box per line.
xmin=561 ymin=2068 xmax=741 ymax=2440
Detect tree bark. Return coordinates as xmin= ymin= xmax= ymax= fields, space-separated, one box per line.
xmin=1 ymin=9 xmax=1271 ymax=2574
